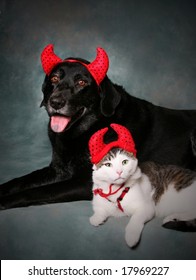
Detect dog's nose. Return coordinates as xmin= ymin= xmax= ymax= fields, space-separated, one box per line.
xmin=50 ymin=97 xmax=66 ymax=110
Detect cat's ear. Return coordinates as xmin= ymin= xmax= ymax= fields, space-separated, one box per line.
xmin=127 ymin=152 xmax=134 ymax=158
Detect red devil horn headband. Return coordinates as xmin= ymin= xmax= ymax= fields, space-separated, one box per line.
xmin=89 ymin=123 xmax=137 ymax=164
xmin=41 ymin=44 xmax=109 ymax=85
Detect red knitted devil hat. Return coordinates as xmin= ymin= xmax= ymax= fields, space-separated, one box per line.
xmin=89 ymin=123 xmax=137 ymax=164
xmin=41 ymin=44 xmax=109 ymax=85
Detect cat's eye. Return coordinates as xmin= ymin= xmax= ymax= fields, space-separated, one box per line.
xmin=122 ymin=159 xmax=129 ymax=165
xmin=105 ymin=163 xmax=112 ymax=167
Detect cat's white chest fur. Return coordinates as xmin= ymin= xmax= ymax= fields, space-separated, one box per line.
xmin=92 ymin=165 xmax=154 ymax=217
xmin=100 ymin=175 xmax=152 ymax=213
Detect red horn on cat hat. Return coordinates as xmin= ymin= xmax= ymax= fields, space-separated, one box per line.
xmin=89 ymin=123 xmax=137 ymax=164
xmin=41 ymin=44 xmax=109 ymax=85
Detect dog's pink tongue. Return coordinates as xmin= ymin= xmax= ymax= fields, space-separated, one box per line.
xmin=50 ymin=116 xmax=71 ymax=133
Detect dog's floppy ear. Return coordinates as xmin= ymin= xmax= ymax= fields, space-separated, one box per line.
xmin=100 ymin=78 xmax=121 ymax=117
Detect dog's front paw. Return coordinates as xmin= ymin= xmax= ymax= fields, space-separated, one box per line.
xmin=0 ymin=203 xmax=6 ymax=211
xmin=89 ymin=215 xmax=105 ymax=227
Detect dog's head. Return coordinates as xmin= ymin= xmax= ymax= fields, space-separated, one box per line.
xmin=40 ymin=45 xmax=121 ymax=135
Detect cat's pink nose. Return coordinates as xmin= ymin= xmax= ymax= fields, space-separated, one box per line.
xmin=117 ymin=170 xmax=122 ymax=176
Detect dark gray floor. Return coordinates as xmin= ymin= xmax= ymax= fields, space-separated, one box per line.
xmin=0 ymin=201 xmax=196 ymax=260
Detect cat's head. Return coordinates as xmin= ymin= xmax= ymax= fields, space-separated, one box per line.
xmin=93 ymin=148 xmax=138 ymax=185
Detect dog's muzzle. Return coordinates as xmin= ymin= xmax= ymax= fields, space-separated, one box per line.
xmin=49 ymin=107 xmax=86 ymax=133
xmin=50 ymin=95 xmax=66 ymax=110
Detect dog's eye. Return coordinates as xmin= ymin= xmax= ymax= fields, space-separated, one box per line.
xmin=51 ymin=76 xmax=60 ymax=83
xmin=77 ymin=80 xmax=87 ymax=87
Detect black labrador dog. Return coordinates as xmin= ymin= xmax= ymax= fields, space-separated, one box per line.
xmin=0 ymin=45 xmax=196 ymax=210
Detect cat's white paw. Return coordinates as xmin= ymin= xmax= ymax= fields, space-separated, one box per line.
xmin=163 ymin=213 xmax=194 ymax=225
xmin=163 ymin=215 xmax=178 ymax=225
xmin=89 ymin=215 xmax=105 ymax=226
xmin=125 ymin=231 xmax=140 ymax=248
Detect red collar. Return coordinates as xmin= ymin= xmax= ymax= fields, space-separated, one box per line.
xmin=116 ymin=187 xmax=130 ymax=212
xmin=93 ymin=184 xmax=130 ymax=212
xmin=93 ymin=183 xmax=125 ymax=198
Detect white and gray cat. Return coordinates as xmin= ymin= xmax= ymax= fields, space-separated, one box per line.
xmin=90 ymin=148 xmax=196 ymax=248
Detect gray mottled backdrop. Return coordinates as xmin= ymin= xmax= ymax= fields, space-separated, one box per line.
xmin=0 ymin=0 xmax=196 ymax=259
xmin=0 ymin=0 xmax=195 ymax=179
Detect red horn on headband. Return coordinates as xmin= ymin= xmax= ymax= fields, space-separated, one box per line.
xmin=41 ymin=44 xmax=109 ymax=85
xmin=89 ymin=124 xmax=137 ymax=164
xmin=41 ymin=44 xmax=63 ymax=76
xmin=89 ymin=127 xmax=109 ymax=164
xmin=86 ymin=47 xmax=109 ymax=85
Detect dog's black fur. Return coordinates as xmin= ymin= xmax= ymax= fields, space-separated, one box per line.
xmin=0 ymin=58 xmax=196 ymax=210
